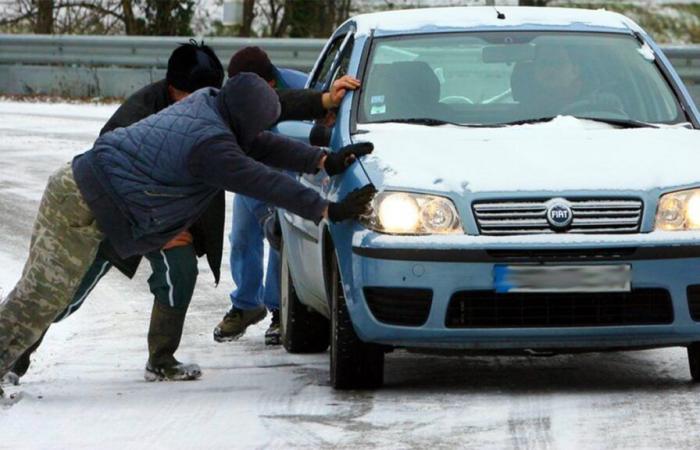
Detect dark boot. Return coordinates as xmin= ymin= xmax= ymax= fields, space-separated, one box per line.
xmin=144 ymin=302 xmax=201 ymax=382
xmin=213 ymin=306 xmax=267 ymax=342
xmin=264 ymin=309 xmax=281 ymax=346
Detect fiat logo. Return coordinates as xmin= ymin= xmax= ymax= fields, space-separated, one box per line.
xmin=546 ymin=199 xmax=573 ymax=230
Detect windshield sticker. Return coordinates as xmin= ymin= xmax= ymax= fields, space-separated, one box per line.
xmin=638 ymin=43 xmax=655 ymax=61
xmin=370 ymin=104 xmax=387 ymax=115
xmin=371 ymin=95 xmax=385 ymax=104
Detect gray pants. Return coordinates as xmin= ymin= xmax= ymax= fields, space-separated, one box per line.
xmin=0 ymin=163 xmax=103 ymax=376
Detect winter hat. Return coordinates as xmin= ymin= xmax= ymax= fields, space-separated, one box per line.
xmin=166 ymin=39 xmax=224 ymax=93
xmin=227 ymin=46 xmax=277 ymax=82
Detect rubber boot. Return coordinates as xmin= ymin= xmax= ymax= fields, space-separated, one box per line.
xmin=144 ymin=301 xmax=201 ymax=382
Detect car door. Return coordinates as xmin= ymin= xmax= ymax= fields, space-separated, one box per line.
xmin=282 ymin=29 xmax=355 ymax=309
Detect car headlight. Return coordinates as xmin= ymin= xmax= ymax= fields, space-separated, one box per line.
xmin=656 ymin=188 xmax=700 ymax=230
xmin=361 ymin=191 xmax=462 ymax=235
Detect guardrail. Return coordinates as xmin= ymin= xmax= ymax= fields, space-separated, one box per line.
xmin=664 ymin=46 xmax=700 ymax=84
xmin=0 ymin=34 xmax=326 ymax=70
xmin=0 ymin=34 xmax=698 ymax=105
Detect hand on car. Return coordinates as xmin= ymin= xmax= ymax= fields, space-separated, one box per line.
xmin=322 ymin=75 xmax=361 ymax=109
xmin=327 ymin=184 xmax=377 ymax=223
xmin=322 ymin=142 xmax=374 ymax=176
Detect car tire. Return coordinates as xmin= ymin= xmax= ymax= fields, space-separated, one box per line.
xmin=688 ymin=343 xmax=700 ymax=382
xmin=330 ymin=252 xmax=384 ymax=390
xmin=280 ymin=240 xmax=330 ymax=354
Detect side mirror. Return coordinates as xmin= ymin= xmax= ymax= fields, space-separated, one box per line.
xmin=309 ymin=123 xmax=332 ymax=147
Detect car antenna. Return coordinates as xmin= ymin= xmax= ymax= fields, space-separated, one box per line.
xmin=493 ymin=6 xmax=506 ymax=20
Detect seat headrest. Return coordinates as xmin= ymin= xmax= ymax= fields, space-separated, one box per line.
xmin=366 ymin=61 xmax=441 ymax=119
xmin=511 ymin=61 xmax=536 ymax=103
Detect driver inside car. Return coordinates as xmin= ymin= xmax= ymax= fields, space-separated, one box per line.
xmin=530 ymin=44 xmax=625 ymax=117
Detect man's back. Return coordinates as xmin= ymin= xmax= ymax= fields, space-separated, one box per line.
xmin=101 ymin=79 xmax=171 ymax=136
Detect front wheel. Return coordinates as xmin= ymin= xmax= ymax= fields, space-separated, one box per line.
xmin=330 ymin=252 xmax=384 ymax=389
xmin=688 ymin=343 xmax=700 ymax=382
xmin=280 ymin=240 xmax=329 ymax=354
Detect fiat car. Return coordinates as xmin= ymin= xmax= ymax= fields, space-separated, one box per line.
xmin=275 ymin=7 xmax=700 ymax=389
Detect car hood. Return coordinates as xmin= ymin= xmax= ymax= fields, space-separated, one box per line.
xmin=356 ymin=116 xmax=700 ymax=194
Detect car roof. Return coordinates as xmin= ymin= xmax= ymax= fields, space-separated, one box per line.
xmin=349 ymin=6 xmax=643 ymax=37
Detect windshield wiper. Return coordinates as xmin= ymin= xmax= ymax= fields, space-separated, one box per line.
xmin=492 ymin=116 xmax=660 ymax=129
xmin=372 ymin=116 xmax=663 ymax=129
xmin=372 ymin=117 xmax=465 ymax=127
xmin=573 ymin=116 xmax=659 ymax=129
xmin=493 ymin=117 xmax=558 ymax=127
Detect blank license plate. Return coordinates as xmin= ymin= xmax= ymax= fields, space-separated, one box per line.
xmin=494 ymin=265 xmax=631 ymax=293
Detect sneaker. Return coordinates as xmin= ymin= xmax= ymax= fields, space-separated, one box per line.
xmin=144 ymin=361 xmax=202 ymax=382
xmin=265 ymin=309 xmax=281 ymax=346
xmin=1 ymin=372 xmax=20 ymax=386
xmin=213 ymin=306 xmax=267 ymax=342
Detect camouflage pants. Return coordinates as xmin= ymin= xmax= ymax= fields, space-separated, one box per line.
xmin=0 ymin=163 xmax=103 ymax=377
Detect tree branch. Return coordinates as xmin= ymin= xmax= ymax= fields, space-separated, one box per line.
xmin=55 ymin=2 xmax=125 ymax=21
xmin=0 ymin=11 xmax=36 ymax=26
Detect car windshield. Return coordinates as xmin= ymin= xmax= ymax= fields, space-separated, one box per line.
xmin=358 ymin=32 xmax=686 ymax=127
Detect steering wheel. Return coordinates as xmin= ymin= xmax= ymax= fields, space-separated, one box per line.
xmin=440 ymin=96 xmax=474 ymax=105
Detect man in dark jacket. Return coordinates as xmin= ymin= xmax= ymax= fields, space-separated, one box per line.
xmin=214 ymin=46 xmax=360 ymax=345
xmin=5 ymin=40 xmax=226 ymax=384
xmin=0 ymin=73 xmax=374 ymax=394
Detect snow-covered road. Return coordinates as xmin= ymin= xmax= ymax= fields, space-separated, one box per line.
xmin=1 ymin=100 xmax=700 ymax=449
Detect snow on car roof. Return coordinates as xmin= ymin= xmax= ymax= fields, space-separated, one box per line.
xmin=351 ymin=6 xmax=643 ymax=37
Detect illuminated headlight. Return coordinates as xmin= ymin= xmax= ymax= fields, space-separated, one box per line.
xmin=361 ymin=191 xmax=462 ymax=235
xmin=655 ymin=188 xmax=700 ymax=230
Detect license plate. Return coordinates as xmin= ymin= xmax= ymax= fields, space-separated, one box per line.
xmin=494 ymin=264 xmax=631 ymax=293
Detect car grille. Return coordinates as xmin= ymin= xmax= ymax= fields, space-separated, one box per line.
xmin=473 ymin=198 xmax=643 ymax=235
xmin=687 ymin=285 xmax=700 ymax=321
xmin=445 ymin=289 xmax=673 ymax=328
xmin=364 ymin=287 xmax=433 ymax=326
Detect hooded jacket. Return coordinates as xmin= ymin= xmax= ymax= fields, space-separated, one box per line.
xmin=72 ymin=74 xmax=327 ymax=259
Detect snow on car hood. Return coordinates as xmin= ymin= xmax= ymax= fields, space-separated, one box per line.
xmin=356 ymin=116 xmax=700 ymax=194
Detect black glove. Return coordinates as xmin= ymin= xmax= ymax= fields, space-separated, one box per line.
xmin=263 ymin=211 xmax=282 ymax=252
xmin=327 ymin=184 xmax=377 ymax=223
xmin=323 ymin=142 xmax=374 ymax=176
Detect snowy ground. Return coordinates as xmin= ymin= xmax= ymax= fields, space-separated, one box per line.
xmin=2 ymin=100 xmax=700 ymax=449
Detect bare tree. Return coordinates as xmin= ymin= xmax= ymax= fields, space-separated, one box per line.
xmin=120 ymin=0 xmax=139 ymax=34
xmin=260 ymin=0 xmax=288 ymax=37
xmin=1 ymin=0 xmax=196 ymax=35
xmin=35 ymin=0 xmax=53 ymax=33
xmin=238 ymin=0 xmax=255 ymax=36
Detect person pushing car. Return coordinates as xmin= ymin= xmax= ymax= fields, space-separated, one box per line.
xmin=214 ymin=46 xmax=361 ymax=346
xmin=4 ymin=40 xmax=226 ymax=384
xmin=0 ymin=72 xmax=375 ymax=397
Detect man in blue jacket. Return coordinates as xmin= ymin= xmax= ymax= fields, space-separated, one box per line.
xmin=0 ymin=73 xmax=374 ymax=394
xmin=5 ymin=39 xmax=226 ymax=384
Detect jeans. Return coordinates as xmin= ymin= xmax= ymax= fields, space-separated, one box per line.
xmin=229 ymin=194 xmax=280 ymax=311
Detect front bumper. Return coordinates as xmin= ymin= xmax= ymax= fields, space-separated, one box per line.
xmin=344 ymin=231 xmax=700 ymax=350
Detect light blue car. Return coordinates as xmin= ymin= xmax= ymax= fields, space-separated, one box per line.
xmin=275 ymin=6 xmax=700 ymax=389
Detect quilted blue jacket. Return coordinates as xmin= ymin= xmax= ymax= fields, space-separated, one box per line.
xmin=72 ymin=74 xmax=326 ymax=258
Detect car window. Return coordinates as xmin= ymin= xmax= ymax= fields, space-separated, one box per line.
xmin=310 ymin=34 xmax=347 ymax=91
xmin=358 ymin=32 xmax=685 ymax=126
